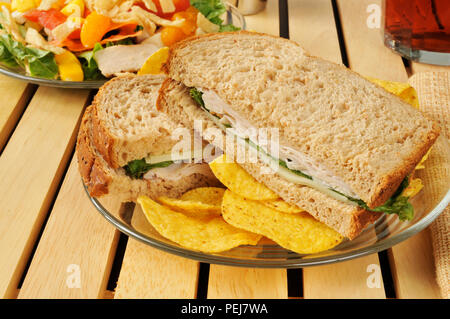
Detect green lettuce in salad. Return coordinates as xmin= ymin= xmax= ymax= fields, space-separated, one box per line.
xmin=0 ymin=33 xmax=58 ymax=79
xmin=78 ymin=43 xmax=104 ymax=81
xmin=190 ymin=0 xmax=241 ymax=32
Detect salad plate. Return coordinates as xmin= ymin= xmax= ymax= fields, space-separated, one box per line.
xmin=0 ymin=1 xmax=245 ymax=89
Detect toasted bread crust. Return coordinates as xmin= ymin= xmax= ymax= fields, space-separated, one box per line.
xmin=90 ymin=102 xmax=118 ymax=168
xmin=368 ymin=120 xmax=440 ymax=208
xmin=162 ymin=30 xmax=301 ymax=75
xmin=77 ymin=105 xmax=112 ymax=197
xmin=90 ymin=76 xmax=128 ymax=169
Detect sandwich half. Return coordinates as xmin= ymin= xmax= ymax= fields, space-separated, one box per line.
xmin=157 ymin=31 xmax=440 ymax=239
xmin=76 ymin=74 xmax=220 ymax=202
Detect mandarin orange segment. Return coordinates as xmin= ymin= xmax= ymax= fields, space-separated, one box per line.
xmin=80 ymin=11 xmax=111 ymax=48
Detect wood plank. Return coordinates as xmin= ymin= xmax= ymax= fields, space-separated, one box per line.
xmin=303 ymin=254 xmax=385 ymax=299
xmin=0 ymin=87 xmax=90 ymax=298
xmin=18 ymin=156 xmax=122 ymax=298
xmin=243 ymin=0 xmax=279 ymax=35
xmin=288 ymin=0 xmax=341 ymax=64
xmin=289 ymin=0 xmax=384 ymax=299
xmin=338 ymin=0 xmax=441 ymax=298
xmin=337 ymin=0 xmax=406 ymax=81
xmin=388 ymin=228 xmax=442 ymax=299
xmin=114 ymin=205 xmax=199 ymax=299
xmin=0 ymin=75 xmax=35 ymax=151
xmin=208 ymin=266 xmax=287 ymax=299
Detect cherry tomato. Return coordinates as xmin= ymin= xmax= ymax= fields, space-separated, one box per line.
xmin=172 ymin=0 xmax=191 ymax=12
xmin=24 ymin=9 xmax=67 ymax=30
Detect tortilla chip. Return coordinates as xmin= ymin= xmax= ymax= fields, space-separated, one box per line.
xmin=261 ymin=199 xmax=304 ymax=214
xmin=138 ymin=195 xmax=261 ymax=253
xmin=221 ymin=190 xmax=344 ymax=254
xmin=156 ymin=195 xmax=221 ymax=218
xmin=368 ymin=77 xmax=420 ymax=109
xmin=180 ymin=187 xmax=226 ymax=206
xmin=209 ymin=155 xmax=278 ymax=201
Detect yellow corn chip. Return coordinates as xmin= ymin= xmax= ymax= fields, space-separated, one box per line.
xmin=401 ymin=178 xmax=424 ymax=198
xmin=222 ymin=190 xmax=343 ymax=254
xmin=209 ymin=155 xmax=278 ymax=201
xmin=180 ymin=187 xmax=226 ymax=206
xmin=368 ymin=77 xmax=420 ymax=109
xmin=261 ymin=199 xmax=303 ymax=214
xmin=415 ymin=148 xmax=432 ymax=170
xmin=138 ymin=195 xmax=261 ymax=253
xmin=138 ymin=46 xmax=169 ymax=75
xmin=157 ymin=196 xmax=221 ymax=218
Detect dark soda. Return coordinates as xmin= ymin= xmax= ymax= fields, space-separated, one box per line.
xmin=384 ymin=0 xmax=450 ymax=53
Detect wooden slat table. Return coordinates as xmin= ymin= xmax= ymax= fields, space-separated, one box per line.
xmin=0 ymin=0 xmax=448 ymax=299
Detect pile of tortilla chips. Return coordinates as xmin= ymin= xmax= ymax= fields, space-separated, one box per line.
xmin=137 ymin=79 xmax=426 ymax=255
xmin=138 ymin=156 xmax=344 ymax=254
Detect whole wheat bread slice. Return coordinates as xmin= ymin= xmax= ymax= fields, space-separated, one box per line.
xmin=157 ymin=79 xmax=382 ymax=239
xmin=77 ymin=105 xmax=220 ymax=202
xmin=163 ymin=31 xmax=440 ymax=208
xmin=91 ymin=74 xmax=184 ymax=169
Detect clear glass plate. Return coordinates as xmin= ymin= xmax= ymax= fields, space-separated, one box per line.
xmin=85 ymin=136 xmax=450 ymax=268
xmin=0 ymin=3 xmax=246 ymax=89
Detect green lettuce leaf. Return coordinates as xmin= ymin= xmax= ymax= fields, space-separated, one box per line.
xmin=78 ymin=42 xmax=105 ymax=80
xmin=368 ymin=196 xmax=413 ymax=221
xmin=0 ymin=33 xmax=58 ymax=79
xmin=190 ymin=0 xmax=226 ymax=25
xmin=0 ymin=40 xmax=18 ymax=68
xmin=219 ymin=24 xmax=240 ymax=32
xmin=123 ymin=159 xmax=174 ymax=179
xmin=26 ymin=47 xmax=59 ymax=78
xmin=361 ymin=177 xmax=414 ymax=221
xmin=189 ymin=87 xmax=205 ymax=107
xmin=190 ymin=0 xmax=240 ymax=31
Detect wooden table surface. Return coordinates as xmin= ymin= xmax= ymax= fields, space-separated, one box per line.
xmin=0 ymin=0 xmax=448 ymax=299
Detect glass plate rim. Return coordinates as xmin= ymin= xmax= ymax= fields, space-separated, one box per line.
xmin=84 ymin=182 xmax=449 ymax=268
xmin=0 ymin=2 xmax=245 ymax=89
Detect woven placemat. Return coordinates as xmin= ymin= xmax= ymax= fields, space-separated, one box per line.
xmin=409 ymin=72 xmax=450 ymax=299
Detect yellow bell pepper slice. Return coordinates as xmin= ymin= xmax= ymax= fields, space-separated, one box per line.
xmin=55 ymin=50 xmax=84 ymax=81
xmin=51 ymin=0 xmax=66 ymax=10
xmin=138 ymin=47 xmax=170 ymax=75
xmin=11 ymin=0 xmax=39 ymax=13
xmin=61 ymin=0 xmax=85 ymax=17
xmin=0 ymin=2 xmax=11 ymax=10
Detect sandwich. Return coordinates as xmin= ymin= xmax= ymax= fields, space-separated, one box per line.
xmin=156 ymin=31 xmax=440 ymax=239
xmin=76 ymin=74 xmax=220 ymax=202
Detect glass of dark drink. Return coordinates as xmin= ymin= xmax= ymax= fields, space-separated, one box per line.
xmin=383 ymin=0 xmax=450 ymax=65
